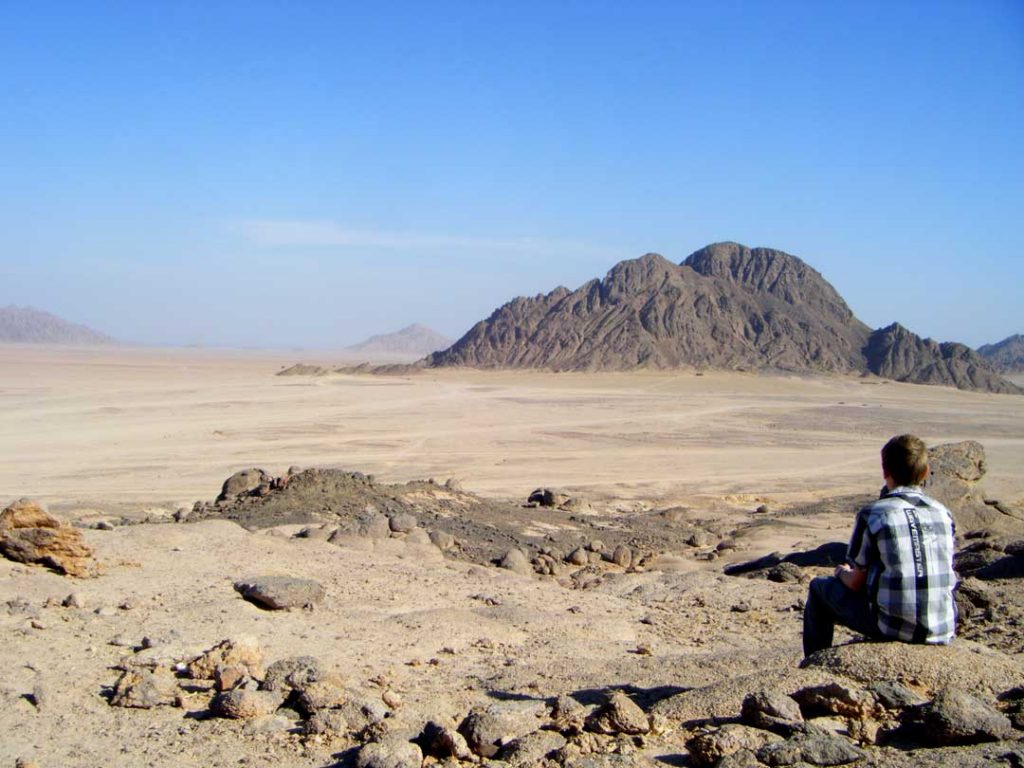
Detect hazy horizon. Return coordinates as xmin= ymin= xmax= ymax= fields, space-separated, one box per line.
xmin=2 ymin=2 xmax=1022 ymax=349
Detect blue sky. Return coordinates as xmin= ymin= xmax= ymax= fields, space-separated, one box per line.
xmin=1 ymin=1 xmax=1021 ymax=348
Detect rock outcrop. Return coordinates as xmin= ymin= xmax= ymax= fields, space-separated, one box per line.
xmin=0 ymin=498 xmax=97 ymax=577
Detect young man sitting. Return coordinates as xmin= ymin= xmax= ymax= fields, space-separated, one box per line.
xmin=802 ymin=434 xmax=957 ymax=658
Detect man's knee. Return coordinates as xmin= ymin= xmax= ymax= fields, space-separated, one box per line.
xmin=808 ymin=575 xmax=835 ymax=600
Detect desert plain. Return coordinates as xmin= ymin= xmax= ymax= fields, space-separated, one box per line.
xmin=2 ymin=344 xmax=1023 ymax=767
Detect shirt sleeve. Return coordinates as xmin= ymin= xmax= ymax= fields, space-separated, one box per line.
xmin=847 ymin=507 xmax=872 ymax=568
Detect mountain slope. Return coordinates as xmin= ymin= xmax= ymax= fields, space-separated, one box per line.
xmin=346 ymin=323 xmax=451 ymax=357
xmin=865 ymin=324 xmax=1021 ymax=394
xmin=427 ymin=242 xmax=1019 ymax=394
xmin=0 ymin=305 xmax=116 ymax=344
xmin=978 ymin=334 xmax=1024 ymax=373
xmin=429 ymin=243 xmax=870 ymax=373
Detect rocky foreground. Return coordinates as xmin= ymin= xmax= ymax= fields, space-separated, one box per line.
xmin=1 ymin=442 xmax=1023 ymax=767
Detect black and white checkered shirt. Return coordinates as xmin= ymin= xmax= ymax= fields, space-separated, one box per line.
xmin=847 ymin=485 xmax=957 ymax=644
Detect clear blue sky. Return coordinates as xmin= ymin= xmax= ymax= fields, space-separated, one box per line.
xmin=1 ymin=0 xmax=1021 ymax=348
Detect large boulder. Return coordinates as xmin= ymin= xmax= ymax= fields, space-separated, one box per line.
xmin=801 ymin=640 xmax=1024 ymax=698
xmin=0 ymin=498 xmax=96 ymax=577
xmin=217 ymin=468 xmax=271 ymax=502
xmin=927 ymin=442 xmax=1024 ymax=534
xmin=459 ymin=700 xmax=548 ymax=758
xmin=920 ymin=688 xmax=1015 ymax=746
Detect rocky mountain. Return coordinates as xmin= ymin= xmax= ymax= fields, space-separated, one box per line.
xmin=346 ymin=323 xmax=451 ymax=358
xmin=427 ymin=242 xmax=1020 ymax=394
xmin=978 ymin=334 xmax=1024 ymax=373
xmin=0 ymin=305 xmax=116 ymax=345
xmin=865 ymin=324 xmax=1020 ymax=395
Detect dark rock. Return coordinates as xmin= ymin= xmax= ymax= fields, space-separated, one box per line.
xmin=922 ymin=688 xmax=1014 ymax=746
xmin=420 ymin=720 xmax=474 ymax=761
xmin=234 ymin=576 xmax=325 ymax=610
xmin=767 ymin=562 xmax=804 ymax=584
xmin=756 ymin=732 xmax=864 ymax=766
xmin=866 ymin=681 xmax=928 ymax=710
xmin=498 ymin=730 xmax=568 ymax=766
xmin=459 ymin=700 xmax=547 ymax=758
xmin=218 ymin=469 xmax=271 ymax=502
xmin=686 ymin=724 xmax=781 ymax=767
xmin=741 ymin=690 xmax=804 ymax=732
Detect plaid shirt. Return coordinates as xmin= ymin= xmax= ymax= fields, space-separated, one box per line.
xmin=847 ymin=486 xmax=957 ymax=643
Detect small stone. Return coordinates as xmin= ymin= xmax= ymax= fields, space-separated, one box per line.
xmin=186 ymin=636 xmax=263 ymax=680
xmin=382 ymin=689 xmax=402 ymax=709
xmin=261 ymin=655 xmax=332 ymax=693
xmin=110 ymin=669 xmax=178 ymax=709
xmin=61 ymin=593 xmax=84 ymax=609
xmin=498 ymin=548 xmax=534 ymax=577
xmin=552 ymin=694 xmax=587 ymax=734
xmin=233 ymin=576 xmax=325 ymax=610
xmin=305 ymin=709 xmax=347 ymax=736
xmin=567 ymin=547 xmax=589 ymax=566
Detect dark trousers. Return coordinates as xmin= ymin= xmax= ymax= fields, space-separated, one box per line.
xmin=802 ymin=576 xmax=880 ymax=657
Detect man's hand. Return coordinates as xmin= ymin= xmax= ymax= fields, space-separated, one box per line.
xmin=835 ymin=563 xmax=866 ymax=592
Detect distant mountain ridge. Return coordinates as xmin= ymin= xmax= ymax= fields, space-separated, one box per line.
xmin=346 ymin=323 xmax=451 ymax=357
xmin=978 ymin=334 xmax=1024 ymax=373
xmin=0 ymin=305 xmax=116 ymax=345
xmin=427 ymin=242 xmax=1020 ymax=394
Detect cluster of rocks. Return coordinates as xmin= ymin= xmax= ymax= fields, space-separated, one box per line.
xmin=108 ymin=636 xmax=394 ymax=744
xmin=498 ymin=538 xmax=647 ymax=581
xmin=0 ymin=498 xmax=97 ymax=577
xmin=525 ymin=488 xmax=590 ymax=512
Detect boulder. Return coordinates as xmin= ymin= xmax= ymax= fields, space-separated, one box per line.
xmin=388 ymin=513 xmax=417 ymax=534
xmin=921 ymin=688 xmax=1014 ymax=746
xmin=686 ymin=724 xmax=781 ymax=767
xmin=429 ymin=530 xmax=455 ymax=551
xmin=498 ymin=730 xmax=568 ymax=766
xmin=792 ymin=682 xmax=879 ymax=720
xmin=354 ymin=738 xmax=423 ymax=768
xmin=740 ymin=690 xmax=803 ymax=732
xmin=587 ymin=690 xmax=650 ymax=735
xmin=234 ymin=576 xmax=325 ymax=610
xmin=801 ymin=640 xmax=1024 ymax=698
xmin=420 ymin=720 xmax=475 ymax=761
xmin=459 ymin=700 xmax=547 ymax=758
xmin=611 ymin=545 xmax=633 ymax=568
xmin=756 ymin=732 xmax=864 ymax=766
xmin=498 ymin=548 xmax=534 ymax=577
xmin=0 ymin=498 xmax=96 ymax=577
xmin=217 ymin=469 xmax=271 ymax=502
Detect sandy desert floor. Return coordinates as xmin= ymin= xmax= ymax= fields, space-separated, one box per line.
xmin=2 ymin=344 xmax=1023 ymax=513
xmin=2 ymin=345 xmax=1023 ymax=768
